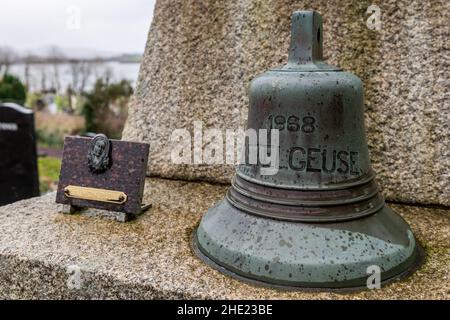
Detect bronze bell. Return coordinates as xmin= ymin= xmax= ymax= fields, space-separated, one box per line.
xmin=194 ymin=10 xmax=422 ymax=289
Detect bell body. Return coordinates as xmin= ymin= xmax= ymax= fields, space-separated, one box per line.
xmin=194 ymin=10 xmax=422 ymax=289
xmin=240 ymin=70 xmax=371 ymax=190
xmin=230 ymin=69 xmax=385 ymax=223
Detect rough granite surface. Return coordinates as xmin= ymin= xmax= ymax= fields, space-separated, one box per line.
xmin=0 ymin=178 xmax=448 ymax=299
xmin=122 ymin=0 xmax=450 ymax=206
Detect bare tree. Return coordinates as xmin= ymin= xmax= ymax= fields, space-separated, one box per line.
xmin=47 ymin=46 xmax=65 ymax=93
xmin=79 ymin=61 xmax=94 ymax=93
xmin=22 ymin=54 xmax=33 ymax=89
xmin=69 ymin=60 xmax=95 ymax=94
xmin=22 ymin=53 xmax=43 ymax=91
xmin=0 ymin=46 xmax=17 ymax=76
xmin=39 ymin=65 xmax=48 ymax=92
xmin=70 ymin=61 xmax=80 ymax=92
xmin=100 ymin=66 xmax=113 ymax=85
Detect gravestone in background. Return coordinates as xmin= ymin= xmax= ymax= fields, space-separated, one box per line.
xmin=0 ymin=103 xmax=39 ymax=206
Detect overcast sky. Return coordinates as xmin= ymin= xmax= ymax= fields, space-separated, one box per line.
xmin=0 ymin=0 xmax=155 ymax=54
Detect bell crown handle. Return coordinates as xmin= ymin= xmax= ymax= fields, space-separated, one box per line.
xmin=288 ymin=10 xmax=324 ymax=65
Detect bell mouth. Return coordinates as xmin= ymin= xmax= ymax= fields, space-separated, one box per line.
xmin=194 ymin=199 xmax=424 ymax=290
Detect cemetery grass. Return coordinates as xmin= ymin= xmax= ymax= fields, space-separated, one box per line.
xmin=38 ymin=156 xmax=61 ymax=194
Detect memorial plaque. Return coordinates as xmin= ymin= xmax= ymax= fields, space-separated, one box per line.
xmin=56 ymin=134 xmax=150 ymax=221
xmin=0 ymin=103 xmax=39 ymax=206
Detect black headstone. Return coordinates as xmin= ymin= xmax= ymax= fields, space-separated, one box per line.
xmin=0 ymin=103 xmax=39 ymax=206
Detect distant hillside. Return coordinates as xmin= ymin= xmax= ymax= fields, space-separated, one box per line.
xmin=13 ymin=46 xmax=142 ymax=63
xmin=111 ymin=54 xmax=142 ymax=63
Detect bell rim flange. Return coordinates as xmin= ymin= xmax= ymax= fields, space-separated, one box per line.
xmin=235 ymin=170 xmax=377 ymax=191
xmin=231 ymin=176 xmax=381 ymax=207
xmin=226 ymin=189 xmax=386 ymax=223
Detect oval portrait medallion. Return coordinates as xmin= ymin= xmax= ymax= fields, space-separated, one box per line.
xmin=87 ymin=134 xmax=111 ymax=174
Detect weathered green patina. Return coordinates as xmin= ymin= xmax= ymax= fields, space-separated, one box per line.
xmin=194 ymin=10 xmax=422 ymax=289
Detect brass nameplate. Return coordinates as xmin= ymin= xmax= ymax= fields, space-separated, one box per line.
xmin=64 ymin=185 xmax=127 ymax=204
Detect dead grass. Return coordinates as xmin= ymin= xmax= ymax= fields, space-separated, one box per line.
xmin=35 ymin=111 xmax=85 ymax=135
xmin=35 ymin=111 xmax=85 ymax=147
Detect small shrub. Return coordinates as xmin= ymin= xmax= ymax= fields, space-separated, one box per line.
xmin=36 ymin=128 xmax=65 ymax=148
xmin=0 ymin=73 xmax=27 ymax=105
xmin=82 ymin=79 xmax=133 ymax=138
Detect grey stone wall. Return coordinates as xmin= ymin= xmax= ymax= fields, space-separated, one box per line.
xmin=123 ymin=0 xmax=449 ymax=206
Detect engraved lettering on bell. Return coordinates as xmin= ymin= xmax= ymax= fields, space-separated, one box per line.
xmin=87 ymin=134 xmax=111 ymax=174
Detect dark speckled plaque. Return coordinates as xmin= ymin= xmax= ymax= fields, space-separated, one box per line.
xmin=56 ymin=136 xmax=150 ymax=220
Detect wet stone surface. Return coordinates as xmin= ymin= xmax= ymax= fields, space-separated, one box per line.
xmin=0 ymin=178 xmax=448 ymax=299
